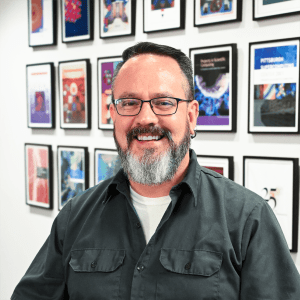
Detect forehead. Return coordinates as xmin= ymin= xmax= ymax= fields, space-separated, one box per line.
xmin=114 ymin=54 xmax=187 ymax=97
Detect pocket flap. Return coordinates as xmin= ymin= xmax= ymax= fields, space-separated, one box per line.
xmin=70 ymin=249 xmax=125 ymax=273
xmin=160 ymin=248 xmax=222 ymax=276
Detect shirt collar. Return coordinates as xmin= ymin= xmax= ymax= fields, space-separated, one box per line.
xmin=104 ymin=148 xmax=201 ymax=206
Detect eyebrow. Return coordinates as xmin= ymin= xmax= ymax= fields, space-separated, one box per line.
xmin=117 ymin=92 xmax=174 ymax=99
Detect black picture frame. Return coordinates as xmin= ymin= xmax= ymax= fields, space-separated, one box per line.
xmin=97 ymin=56 xmax=123 ymax=130
xmin=253 ymin=0 xmax=300 ymax=21
xmin=197 ymin=154 xmax=234 ymax=180
xmin=57 ymin=145 xmax=89 ymax=210
xmin=248 ymin=37 xmax=300 ymax=134
xmin=28 ymin=0 xmax=57 ymax=47
xmin=26 ymin=62 xmax=55 ymax=129
xmin=58 ymin=59 xmax=91 ymax=129
xmin=190 ymin=43 xmax=238 ymax=132
xmin=143 ymin=0 xmax=185 ymax=33
xmin=243 ymin=156 xmax=299 ymax=252
xmin=61 ymin=0 xmax=94 ymax=43
xmin=94 ymin=148 xmax=121 ymax=185
xmin=25 ymin=143 xmax=53 ymax=209
xmin=194 ymin=0 xmax=242 ymax=27
xmin=99 ymin=0 xmax=136 ymax=39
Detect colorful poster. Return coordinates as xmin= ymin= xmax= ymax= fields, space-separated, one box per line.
xmin=60 ymin=61 xmax=88 ymax=128
xmin=98 ymin=57 xmax=122 ymax=129
xmin=249 ymin=40 xmax=299 ymax=132
xmin=100 ymin=0 xmax=132 ymax=38
xmin=25 ymin=144 xmax=51 ymax=208
xmin=200 ymin=0 xmax=233 ymax=16
xmin=194 ymin=0 xmax=239 ymax=26
xmin=58 ymin=147 xmax=87 ymax=209
xmin=29 ymin=0 xmax=54 ymax=46
xmin=27 ymin=63 xmax=53 ymax=128
xmin=144 ymin=0 xmax=182 ymax=32
xmin=190 ymin=44 xmax=236 ymax=132
xmin=194 ymin=50 xmax=230 ymax=126
xmin=95 ymin=149 xmax=121 ymax=184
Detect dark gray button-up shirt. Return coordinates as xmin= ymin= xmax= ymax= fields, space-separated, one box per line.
xmin=12 ymin=149 xmax=300 ymax=300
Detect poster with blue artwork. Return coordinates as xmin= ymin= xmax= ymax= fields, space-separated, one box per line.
xmin=249 ymin=38 xmax=300 ymax=133
xmin=62 ymin=0 xmax=93 ymax=42
xmin=58 ymin=146 xmax=88 ymax=210
xmin=190 ymin=44 xmax=237 ymax=132
xmin=94 ymin=149 xmax=122 ymax=185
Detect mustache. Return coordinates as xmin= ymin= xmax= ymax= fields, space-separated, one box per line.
xmin=126 ymin=126 xmax=173 ymax=144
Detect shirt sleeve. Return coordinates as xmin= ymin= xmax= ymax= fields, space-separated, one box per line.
xmin=11 ymin=201 xmax=72 ymax=300
xmin=240 ymin=200 xmax=300 ymax=300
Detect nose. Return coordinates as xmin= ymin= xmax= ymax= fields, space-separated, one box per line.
xmin=134 ymin=101 xmax=159 ymax=125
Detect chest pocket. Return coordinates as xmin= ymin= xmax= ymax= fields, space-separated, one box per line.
xmin=157 ymin=248 xmax=222 ymax=300
xmin=68 ymin=249 xmax=125 ymax=300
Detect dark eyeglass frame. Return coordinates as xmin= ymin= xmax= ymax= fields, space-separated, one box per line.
xmin=113 ymin=97 xmax=193 ymax=116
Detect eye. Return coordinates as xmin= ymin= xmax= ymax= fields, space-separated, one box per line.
xmin=120 ymin=99 xmax=140 ymax=107
xmin=153 ymin=98 xmax=176 ymax=107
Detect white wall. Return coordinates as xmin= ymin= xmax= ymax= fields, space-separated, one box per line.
xmin=0 ymin=1 xmax=300 ymax=299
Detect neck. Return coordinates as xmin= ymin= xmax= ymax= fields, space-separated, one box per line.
xmin=129 ymin=151 xmax=190 ymax=198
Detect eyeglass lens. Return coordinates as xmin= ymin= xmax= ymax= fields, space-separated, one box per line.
xmin=115 ymin=98 xmax=177 ymax=115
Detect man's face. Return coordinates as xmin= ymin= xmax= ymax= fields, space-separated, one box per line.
xmin=110 ymin=54 xmax=197 ymax=185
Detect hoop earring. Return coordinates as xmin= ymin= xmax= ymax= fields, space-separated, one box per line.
xmin=191 ymin=130 xmax=197 ymax=139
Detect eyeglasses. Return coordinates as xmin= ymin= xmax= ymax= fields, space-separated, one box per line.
xmin=113 ymin=97 xmax=192 ymax=116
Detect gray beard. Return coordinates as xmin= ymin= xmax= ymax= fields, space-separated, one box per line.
xmin=113 ymin=121 xmax=190 ymax=186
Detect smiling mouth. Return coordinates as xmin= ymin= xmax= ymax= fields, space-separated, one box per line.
xmin=134 ymin=135 xmax=165 ymax=141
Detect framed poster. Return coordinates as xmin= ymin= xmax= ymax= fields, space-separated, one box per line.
xmin=94 ymin=148 xmax=122 ymax=185
xmin=26 ymin=63 xmax=55 ymax=129
xmin=59 ymin=59 xmax=91 ymax=129
xmin=194 ymin=0 xmax=242 ymax=27
xmin=253 ymin=0 xmax=300 ymax=20
xmin=248 ymin=38 xmax=300 ymax=133
xmin=98 ymin=56 xmax=122 ymax=129
xmin=28 ymin=0 xmax=57 ymax=47
xmin=243 ymin=156 xmax=299 ymax=252
xmin=190 ymin=44 xmax=237 ymax=132
xmin=99 ymin=0 xmax=135 ymax=38
xmin=143 ymin=0 xmax=185 ymax=33
xmin=58 ymin=146 xmax=89 ymax=210
xmin=197 ymin=155 xmax=234 ymax=180
xmin=61 ymin=0 xmax=93 ymax=43
xmin=25 ymin=143 xmax=53 ymax=209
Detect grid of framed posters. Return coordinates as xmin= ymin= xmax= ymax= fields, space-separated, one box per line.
xmin=243 ymin=156 xmax=299 ymax=252
xmin=94 ymin=149 xmax=122 ymax=185
xmin=98 ymin=56 xmax=122 ymax=129
xmin=28 ymin=0 xmax=57 ymax=47
xmin=190 ymin=44 xmax=237 ymax=132
xmin=253 ymin=0 xmax=300 ymax=20
xmin=143 ymin=0 xmax=185 ymax=33
xmin=57 ymin=146 xmax=89 ymax=210
xmin=26 ymin=63 xmax=55 ymax=129
xmin=197 ymin=155 xmax=234 ymax=180
xmin=59 ymin=59 xmax=91 ymax=129
xmin=194 ymin=0 xmax=242 ymax=27
xmin=61 ymin=0 xmax=93 ymax=43
xmin=25 ymin=143 xmax=53 ymax=209
xmin=248 ymin=38 xmax=300 ymax=133
xmin=99 ymin=0 xmax=135 ymax=38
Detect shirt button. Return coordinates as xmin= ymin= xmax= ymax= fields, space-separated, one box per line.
xmin=136 ymin=222 xmax=141 ymax=228
xmin=137 ymin=264 xmax=145 ymax=272
xmin=91 ymin=261 xmax=97 ymax=268
xmin=185 ymin=262 xmax=191 ymax=270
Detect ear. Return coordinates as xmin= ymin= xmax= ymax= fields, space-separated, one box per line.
xmin=109 ymin=103 xmax=116 ymax=122
xmin=187 ymin=100 xmax=199 ymax=134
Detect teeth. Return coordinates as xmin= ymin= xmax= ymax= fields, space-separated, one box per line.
xmin=137 ymin=135 xmax=161 ymax=141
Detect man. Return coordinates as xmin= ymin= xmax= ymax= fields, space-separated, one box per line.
xmin=12 ymin=42 xmax=300 ymax=299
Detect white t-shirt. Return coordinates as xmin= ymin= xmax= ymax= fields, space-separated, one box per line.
xmin=130 ymin=186 xmax=172 ymax=244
